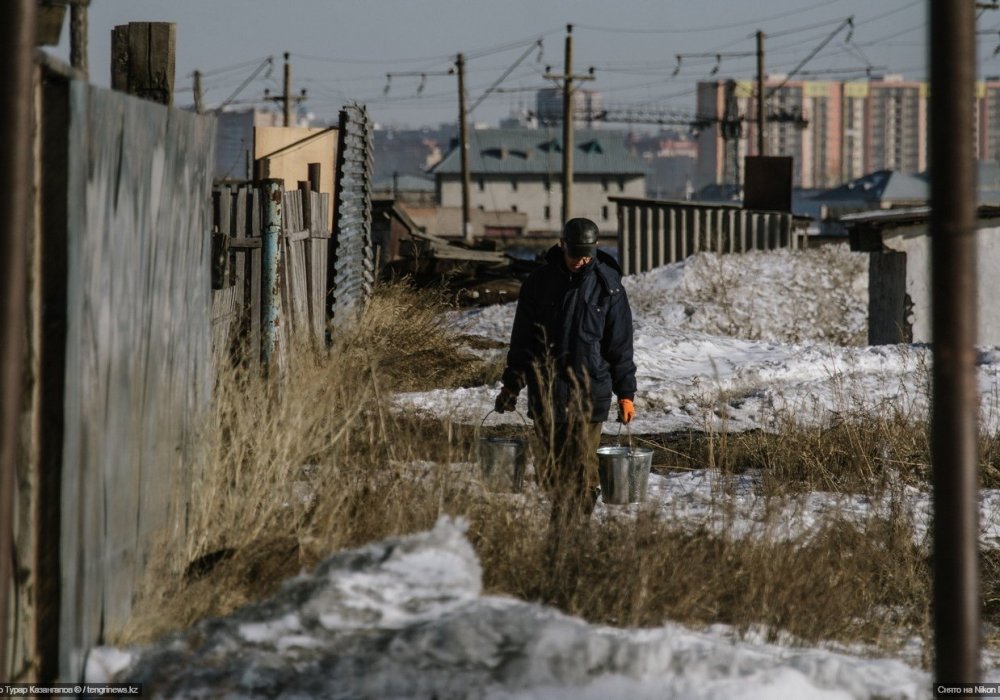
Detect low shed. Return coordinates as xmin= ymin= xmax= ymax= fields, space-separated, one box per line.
xmin=843 ymin=206 xmax=1000 ymax=345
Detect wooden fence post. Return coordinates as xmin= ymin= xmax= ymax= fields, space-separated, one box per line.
xmin=261 ymin=179 xmax=284 ymax=368
xmin=110 ymin=22 xmax=175 ymax=106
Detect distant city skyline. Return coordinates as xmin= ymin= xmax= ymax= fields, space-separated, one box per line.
xmin=48 ymin=0 xmax=993 ymax=130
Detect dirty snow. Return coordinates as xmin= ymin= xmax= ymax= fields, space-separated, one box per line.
xmin=88 ymin=518 xmax=934 ymax=699
xmin=90 ymin=245 xmax=1000 ymax=699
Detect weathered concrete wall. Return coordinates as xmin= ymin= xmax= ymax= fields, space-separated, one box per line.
xmin=876 ymin=223 xmax=1000 ymax=345
xmin=440 ymin=175 xmax=644 ymax=233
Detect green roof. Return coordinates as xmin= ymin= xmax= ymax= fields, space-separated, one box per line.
xmin=430 ymin=128 xmax=647 ymax=177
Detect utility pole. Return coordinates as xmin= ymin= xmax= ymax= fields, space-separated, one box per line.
xmin=756 ymin=30 xmax=766 ymax=156
xmin=0 ymin=0 xmax=34 ymax=683
xmin=456 ymin=53 xmax=473 ymax=244
xmin=283 ymin=52 xmax=291 ymax=126
xmin=930 ymin=0 xmax=980 ymax=688
xmin=544 ymin=24 xmax=594 ymax=224
xmin=192 ymin=69 xmax=204 ymax=115
xmin=264 ymin=52 xmax=307 ymax=127
xmin=721 ymin=80 xmax=743 ymax=191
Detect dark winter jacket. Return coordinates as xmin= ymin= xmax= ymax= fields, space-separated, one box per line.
xmin=501 ymin=245 xmax=637 ymax=423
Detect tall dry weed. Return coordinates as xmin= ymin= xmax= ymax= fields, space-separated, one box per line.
xmin=117 ymin=280 xmax=998 ymax=668
xmin=117 ymin=282 xmax=485 ymax=644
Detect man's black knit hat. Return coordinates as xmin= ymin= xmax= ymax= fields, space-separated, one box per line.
xmin=563 ymin=218 xmax=599 ymax=257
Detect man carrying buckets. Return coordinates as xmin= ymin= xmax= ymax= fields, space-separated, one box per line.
xmin=494 ymin=217 xmax=637 ymax=523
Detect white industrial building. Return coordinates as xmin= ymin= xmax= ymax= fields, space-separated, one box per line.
xmin=430 ymin=128 xmax=647 ymax=235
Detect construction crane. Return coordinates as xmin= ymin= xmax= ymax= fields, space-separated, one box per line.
xmin=587 ymin=81 xmax=808 ymax=189
xmin=528 ymin=81 xmax=808 ymax=193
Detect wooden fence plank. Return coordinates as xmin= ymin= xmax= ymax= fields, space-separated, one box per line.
xmin=285 ymin=235 xmax=310 ymax=338
xmin=308 ymin=237 xmax=328 ymax=343
xmin=211 ymin=286 xmax=240 ymax=361
xmin=249 ymin=246 xmax=261 ymax=366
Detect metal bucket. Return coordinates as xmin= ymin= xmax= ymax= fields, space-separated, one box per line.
xmin=477 ymin=437 xmax=526 ymax=492
xmin=597 ymin=446 xmax=653 ymax=505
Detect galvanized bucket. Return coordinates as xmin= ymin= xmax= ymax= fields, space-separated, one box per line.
xmin=477 ymin=410 xmax=527 ymax=492
xmin=597 ymin=446 xmax=652 ymax=505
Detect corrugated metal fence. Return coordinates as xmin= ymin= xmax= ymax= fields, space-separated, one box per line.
xmin=611 ymin=196 xmax=799 ymax=275
xmin=330 ymin=103 xmax=375 ymax=321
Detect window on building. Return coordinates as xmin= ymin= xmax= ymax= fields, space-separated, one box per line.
xmin=511 ymin=204 xmax=518 ymax=213
xmin=602 ymin=205 xmax=609 ymax=220
xmin=511 ymin=179 xmax=518 ymax=192
xmin=602 ymin=178 xmax=609 ymax=192
xmin=477 ymin=178 xmax=485 ymax=191
xmin=618 ymin=179 xmax=625 ymax=192
xmin=544 ymin=205 xmax=551 ymax=219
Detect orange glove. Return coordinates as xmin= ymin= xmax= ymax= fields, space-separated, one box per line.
xmin=618 ymin=398 xmax=635 ymax=424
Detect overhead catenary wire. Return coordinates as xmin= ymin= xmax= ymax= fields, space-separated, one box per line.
xmin=468 ymin=40 xmax=544 ymax=114
xmin=187 ymin=55 xmax=273 ymax=79
xmin=192 ymin=2 xmax=931 ymax=126
xmin=761 ymin=0 xmax=922 ymax=39
xmin=214 ymin=55 xmax=274 ymax=112
xmin=767 ymin=17 xmax=855 ymax=97
xmin=573 ymin=0 xmax=843 ymax=34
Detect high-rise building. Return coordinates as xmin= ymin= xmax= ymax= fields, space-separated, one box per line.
xmin=978 ymin=79 xmax=1000 ymax=164
xmin=535 ymin=87 xmax=603 ymax=128
xmin=695 ymin=76 xmax=933 ymax=191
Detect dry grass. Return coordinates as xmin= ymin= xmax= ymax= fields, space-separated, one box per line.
xmin=477 ymin=512 xmax=930 ymax=648
xmin=117 ymin=280 xmax=998 ymax=669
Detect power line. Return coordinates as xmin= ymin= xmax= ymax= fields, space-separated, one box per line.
xmin=215 ymin=55 xmax=274 ymax=112
xmin=290 ymin=30 xmax=559 ymax=67
xmin=573 ymin=0 xmax=842 ymax=34
xmin=767 ymin=17 xmax=854 ymax=96
xmin=187 ymin=55 xmax=273 ymax=79
xmin=762 ymin=0 xmax=922 ymax=39
xmin=468 ymin=40 xmax=543 ymax=113
xmin=853 ymin=21 xmax=927 ymax=47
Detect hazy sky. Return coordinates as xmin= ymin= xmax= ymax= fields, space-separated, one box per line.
xmin=49 ymin=0 xmax=979 ymax=130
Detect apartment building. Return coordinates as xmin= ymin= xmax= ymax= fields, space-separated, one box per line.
xmin=695 ymin=76 xmax=933 ymax=191
xmin=536 ymin=87 xmax=604 ymax=128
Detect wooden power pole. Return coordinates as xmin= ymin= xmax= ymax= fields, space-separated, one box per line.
xmin=756 ymin=30 xmax=766 ymax=156
xmin=283 ymin=52 xmax=291 ymax=126
xmin=545 ymin=24 xmax=594 ymax=224
xmin=264 ymin=53 xmax=307 ymax=127
xmin=930 ymin=0 xmax=981 ymax=687
xmin=456 ymin=53 xmax=473 ymax=243
xmin=0 ymin=0 xmax=34 ymax=683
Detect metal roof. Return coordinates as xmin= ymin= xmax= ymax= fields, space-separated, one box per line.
xmin=810 ymin=170 xmax=928 ymax=204
xmin=372 ymin=174 xmax=435 ymax=191
xmin=430 ymin=128 xmax=648 ymax=177
xmin=841 ymin=205 xmax=1000 ymax=226
xmin=842 ymin=204 xmax=1000 ymax=251
xmin=839 ymin=206 xmax=931 ymax=225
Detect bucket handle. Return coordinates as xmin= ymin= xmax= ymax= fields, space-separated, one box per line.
xmin=481 ymin=408 xmax=529 ymax=431
xmin=615 ymin=420 xmax=633 ymax=452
